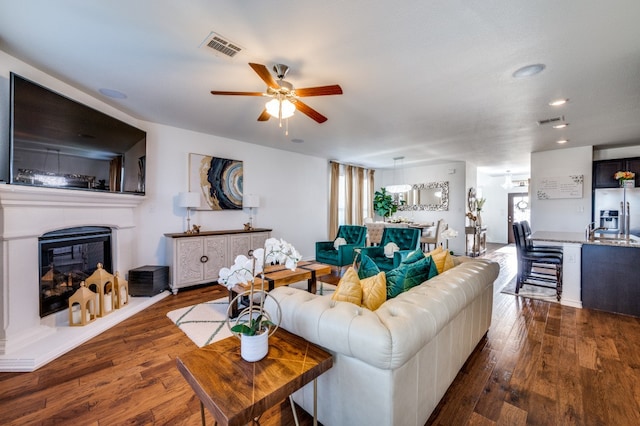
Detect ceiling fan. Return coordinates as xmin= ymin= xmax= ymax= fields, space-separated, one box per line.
xmin=210 ymin=63 xmax=343 ymax=124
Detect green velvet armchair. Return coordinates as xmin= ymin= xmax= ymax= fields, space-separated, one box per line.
xmin=315 ymin=225 xmax=367 ymax=268
xmin=359 ymin=227 xmax=421 ymax=271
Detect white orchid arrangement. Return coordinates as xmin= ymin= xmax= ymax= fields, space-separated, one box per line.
xmin=218 ymin=238 xmax=301 ymax=290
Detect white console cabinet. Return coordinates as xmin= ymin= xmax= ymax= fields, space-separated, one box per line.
xmin=164 ymin=228 xmax=271 ymax=294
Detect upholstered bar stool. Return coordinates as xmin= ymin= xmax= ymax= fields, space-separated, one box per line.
xmin=512 ymin=222 xmax=563 ymax=301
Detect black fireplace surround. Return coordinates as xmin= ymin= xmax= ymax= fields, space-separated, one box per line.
xmin=39 ymin=226 xmax=112 ymax=317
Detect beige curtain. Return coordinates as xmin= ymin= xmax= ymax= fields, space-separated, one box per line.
xmin=344 ymin=165 xmax=353 ymax=225
xmin=329 ymin=161 xmax=340 ymax=238
xmin=354 ymin=167 xmax=364 ymax=224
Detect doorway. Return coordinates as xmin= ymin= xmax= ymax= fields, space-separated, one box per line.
xmin=507 ymin=193 xmax=530 ymax=243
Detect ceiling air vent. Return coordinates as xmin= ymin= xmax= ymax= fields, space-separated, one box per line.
xmin=199 ymin=31 xmax=243 ymax=58
xmin=537 ymin=115 xmax=565 ymax=126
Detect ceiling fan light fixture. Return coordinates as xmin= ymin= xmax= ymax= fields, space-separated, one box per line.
xmin=265 ymin=98 xmax=295 ymax=119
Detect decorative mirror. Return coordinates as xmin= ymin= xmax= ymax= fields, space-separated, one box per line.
xmin=467 ymin=187 xmax=477 ymax=212
xmin=397 ymin=181 xmax=449 ymax=211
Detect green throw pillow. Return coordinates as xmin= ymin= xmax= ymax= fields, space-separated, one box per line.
xmin=358 ymin=254 xmax=381 ymax=279
xmin=403 ymin=254 xmax=438 ymax=291
xmin=386 ymin=264 xmax=407 ymax=299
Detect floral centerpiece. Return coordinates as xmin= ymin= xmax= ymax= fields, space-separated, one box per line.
xmin=615 ymin=171 xmax=635 ymax=188
xmin=218 ymin=238 xmax=300 ymax=361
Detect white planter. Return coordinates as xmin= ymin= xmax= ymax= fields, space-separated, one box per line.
xmin=241 ymin=331 xmax=269 ymax=362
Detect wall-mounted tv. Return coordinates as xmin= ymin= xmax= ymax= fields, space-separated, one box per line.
xmin=8 ymin=73 xmax=146 ymax=194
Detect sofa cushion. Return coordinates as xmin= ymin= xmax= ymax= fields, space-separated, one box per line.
xmin=428 ymin=246 xmax=456 ymax=274
xmin=360 ymin=271 xmax=387 ymax=311
xmin=357 ymin=254 xmax=381 ymax=279
xmin=331 ymin=267 xmax=363 ymax=305
xmin=385 ymin=263 xmax=407 ymax=299
xmin=403 ymin=250 xmax=439 ymax=291
xmin=333 ymin=237 xmax=347 ymax=249
xmin=384 ymin=242 xmax=399 ymax=258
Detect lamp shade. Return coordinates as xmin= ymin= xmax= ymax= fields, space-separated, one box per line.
xmin=265 ymin=98 xmax=295 ymax=119
xmin=178 ymin=191 xmax=201 ymax=208
xmin=243 ymin=194 xmax=260 ymax=208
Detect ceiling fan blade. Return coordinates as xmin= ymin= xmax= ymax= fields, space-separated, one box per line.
xmin=294 ymin=100 xmax=328 ymax=123
xmin=210 ymin=91 xmax=264 ymax=96
xmin=249 ymin=63 xmax=280 ymax=90
xmin=257 ymin=109 xmax=271 ymax=121
xmin=295 ymin=85 xmax=343 ymax=97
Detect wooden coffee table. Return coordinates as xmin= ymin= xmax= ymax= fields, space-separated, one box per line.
xmin=176 ymin=328 xmax=333 ymax=426
xmin=227 ymin=261 xmax=331 ymax=318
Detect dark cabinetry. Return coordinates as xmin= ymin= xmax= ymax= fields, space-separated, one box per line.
xmin=593 ymin=157 xmax=640 ymax=188
xmin=581 ymin=244 xmax=640 ymax=317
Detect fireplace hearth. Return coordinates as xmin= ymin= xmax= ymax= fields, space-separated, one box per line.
xmin=39 ymin=227 xmax=112 ymax=317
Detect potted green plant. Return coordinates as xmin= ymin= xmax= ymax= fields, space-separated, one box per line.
xmin=373 ymin=187 xmax=402 ymax=220
xmin=231 ymin=314 xmax=275 ymax=362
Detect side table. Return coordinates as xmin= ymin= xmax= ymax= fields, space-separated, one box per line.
xmin=465 ymin=226 xmax=487 ymax=257
xmin=176 ymin=328 xmax=333 ymax=426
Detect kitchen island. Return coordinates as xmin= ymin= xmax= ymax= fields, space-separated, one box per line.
xmin=530 ymin=231 xmax=640 ymax=316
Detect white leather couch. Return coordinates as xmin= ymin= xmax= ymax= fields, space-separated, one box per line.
xmin=264 ymin=257 xmax=499 ymax=426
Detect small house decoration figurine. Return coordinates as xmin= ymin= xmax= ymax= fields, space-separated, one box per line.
xmin=85 ymin=263 xmax=115 ymax=317
xmin=68 ymin=281 xmax=97 ymax=326
xmin=113 ymin=271 xmax=129 ymax=309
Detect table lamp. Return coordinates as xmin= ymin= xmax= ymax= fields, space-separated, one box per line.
xmin=243 ymin=194 xmax=260 ymax=229
xmin=178 ymin=191 xmax=201 ymax=233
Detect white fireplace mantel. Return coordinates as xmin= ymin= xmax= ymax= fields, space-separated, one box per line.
xmin=0 ymin=184 xmax=164 ymax=372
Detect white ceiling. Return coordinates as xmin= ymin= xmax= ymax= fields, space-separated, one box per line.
xmin=1 ymin=1 xmax=640 ymax=174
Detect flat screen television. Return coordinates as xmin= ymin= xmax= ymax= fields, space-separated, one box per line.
xmin=7 ymin=73 xmax=146 ymax=194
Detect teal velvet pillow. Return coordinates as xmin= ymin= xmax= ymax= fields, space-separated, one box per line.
xmin=358 ymin=254 xmax=381 ymax=279
xmin=386 ymin=263 xmax=407 ymax=299
xmin=403 ymin=254 xmax=438 ymax=291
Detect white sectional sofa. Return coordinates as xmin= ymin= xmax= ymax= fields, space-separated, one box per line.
xmin=264 ymin=257 xmax=499 ymax=426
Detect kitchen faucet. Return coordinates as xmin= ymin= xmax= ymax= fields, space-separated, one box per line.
xmin=585 ymin=222 xmax=605 ymax=241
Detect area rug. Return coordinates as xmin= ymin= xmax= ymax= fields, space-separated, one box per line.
xmin=500 ymin=273 xmax=559 ymax=303
xmin=167 ymin=282 xmax=336 ymax=347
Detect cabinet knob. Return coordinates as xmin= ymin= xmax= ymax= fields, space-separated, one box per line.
xmin=200 ymin=255 xmax=209 ymax=263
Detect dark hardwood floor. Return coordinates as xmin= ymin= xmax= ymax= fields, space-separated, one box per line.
xmin=1 ymin=246 xmax=639 ymax=425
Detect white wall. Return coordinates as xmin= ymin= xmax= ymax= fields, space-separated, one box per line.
xmin=379 ymin=161 xmax=467 ymax=255
xmin=477 ymin=172 xmax=528 ymax=244
xmin=530 ymin=146 xmax=593 ymax=233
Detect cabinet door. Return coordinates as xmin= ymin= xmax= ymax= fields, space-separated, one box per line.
xmin=251 ymin=232 xmax=270 ymax=250
xmin=203 ymin=235 xmax=228 ymax=282
xmin=229 ymin=234 xmax=251 ymax=260
xmin=625 ymin=158 xmax=640 ymax=187
xmin=593 ymin=159 xmax=624 ymax=188
xmin=175 ymin=237 xmax=205 ymax=285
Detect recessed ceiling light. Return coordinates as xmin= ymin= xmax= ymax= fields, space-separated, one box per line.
xmin=512 ymin=64 xmax=546 ymax=78
xmin=557 ymin=139 xmax=569 ymax=144
xmin=552 ymin=123 xmax=569 ymax=129
xmin=99 ymin=88 xmax=127 ymax=99
xmin=549 ymin=98 xmax=569 ymax=106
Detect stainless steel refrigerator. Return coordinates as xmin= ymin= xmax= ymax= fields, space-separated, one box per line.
xmin=594 ymin=187 xmax=640 ymax=236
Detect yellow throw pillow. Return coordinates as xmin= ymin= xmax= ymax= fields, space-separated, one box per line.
xmin=428 ymin=247 xmax=455 ymax=274
xmin=331 ymin=267 xmax=363 ymax=305
xmin=360 ymin=271 xmax=387 ymax=311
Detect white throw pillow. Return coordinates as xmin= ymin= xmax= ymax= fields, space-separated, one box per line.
xmin=334 ymin=237 xmax=347 ymax=250
xmin=384 ymin=242 xmax=399 ymax=258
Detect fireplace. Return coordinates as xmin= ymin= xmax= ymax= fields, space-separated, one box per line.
xmin=39 ymin=226 xmax=112 ymax=317
xmin=0 ymin=184 xmax=150 ymax=370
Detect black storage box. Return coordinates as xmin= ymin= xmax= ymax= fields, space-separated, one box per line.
xmin=128 ymin=265 xmax=169 ymax=296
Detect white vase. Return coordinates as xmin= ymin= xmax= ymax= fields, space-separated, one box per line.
xmin=240 ymin=331 xmax=269 ymax=362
